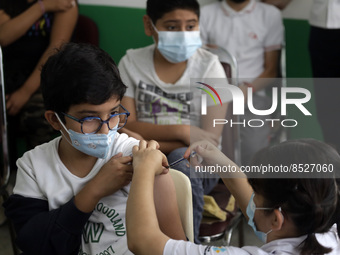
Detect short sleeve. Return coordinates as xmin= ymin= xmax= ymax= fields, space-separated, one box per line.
xmin=206 ymin=57 xmax=228 ymax=79
xmin=13 ymin=154 xmax=46 ymax=199
xmin=263 ymin=7 xmax=284 ymax=51
xmin=118 ymin=54 xmax=135 ymax=99
xmin=113 ymin=133 xmax=139 ymax=157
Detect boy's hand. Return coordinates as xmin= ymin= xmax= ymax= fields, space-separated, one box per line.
xmin=76 ymin=153 xmax=133 ymax=212
xmin=92 ymin=153 xmax=133 ymax=198
xmin=132 ymin=140 xmax=169 ymax=175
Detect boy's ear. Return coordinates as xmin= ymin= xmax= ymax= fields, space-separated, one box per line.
xmin=45 ymin=110 xmax=62 ymax=131
xmin=271 ymin=209 xmax=284 ymax=231
xmin=143 ymin=15 xmax=155 ymax=37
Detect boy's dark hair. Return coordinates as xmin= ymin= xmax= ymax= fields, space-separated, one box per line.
xmin=146 ymin=0 xmax=200 ymax=24
xmin=41 ymin=42 xmax=126 ymax=115
xmin=248 ymin=139 xmax=340 ymax=255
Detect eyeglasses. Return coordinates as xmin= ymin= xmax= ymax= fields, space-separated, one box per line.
xmin=61 ymin=104 xmax=130 ymax=134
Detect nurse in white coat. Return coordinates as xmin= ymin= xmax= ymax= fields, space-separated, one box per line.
xmin=126 ymin=138 xmax=340 ymax=255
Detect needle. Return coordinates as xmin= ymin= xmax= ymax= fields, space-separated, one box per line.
xmin=165 ymin=151 xmax=197 ymax=169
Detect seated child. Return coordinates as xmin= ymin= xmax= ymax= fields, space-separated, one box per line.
xmin=119 ymin=0 xmax=231 ymax=243
xmin=127 ymin=138 xmax=340 ymax=255
xmin=200 ymin=0 xmax=284 ymax=165
xmin=3 ymin=42 xmax=186 ymax=255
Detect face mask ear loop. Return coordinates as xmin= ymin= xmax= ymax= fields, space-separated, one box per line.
xmin=150 ymin=20 xmax=159 ymax=33
xmin=54 ymin=113 xmax=73 ymax=146
xmin=150 ymin=21 xmax=159 ymax=44
xmin=265 ymin=229 xmax=273 ymax=236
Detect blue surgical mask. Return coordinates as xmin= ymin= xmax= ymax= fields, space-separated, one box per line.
xmin=246 ymin=193 xmax=283 ymax=243
xmin=152 ymin=23 xmax=202 ymax=63
xmin=55 ymin=113 xmax=117 ymax=159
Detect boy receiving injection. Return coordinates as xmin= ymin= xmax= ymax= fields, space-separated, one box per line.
xmin=3 ymin=42 xmax=185 ymax=255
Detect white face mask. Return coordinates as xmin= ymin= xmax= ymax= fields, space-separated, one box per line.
xmin=152 ymin=23 xmax=202 ymax=63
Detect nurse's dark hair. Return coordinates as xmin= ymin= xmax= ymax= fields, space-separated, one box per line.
xmin=248 ymin=139 xmax=340 ymax=255
xmin=146 ymin=0 xmax=200 ymax=24
xmin=41 ymin=42 xmax=126 ymax=117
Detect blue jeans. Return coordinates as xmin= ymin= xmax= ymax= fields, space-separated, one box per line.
xmin=167 ymin=147 xmax=219 ymax=244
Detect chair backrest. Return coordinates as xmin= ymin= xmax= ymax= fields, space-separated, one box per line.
xmin=169 ymin=168 xmax=194 ymax=242
xmin=0 ymin=47 xmax=10 ymax=190
xmin=73 ymin=15 xmax=99 ymax=46
xmin=202 ymin=45 xmax=241 ymax=165
xmin=202 ymin=45 xmax=239 ymax=85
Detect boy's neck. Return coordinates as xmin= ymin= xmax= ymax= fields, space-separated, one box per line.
xmin=226 ymin=0 xmax=251 ymax=12
xmin=58 ymin=138 xmax=97 ymax=178
xmin=153 ymin=48 xmax=187 ymax=84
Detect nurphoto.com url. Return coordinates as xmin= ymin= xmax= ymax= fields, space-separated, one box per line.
xmin=194 ymin=163 xmax=334 ymax=176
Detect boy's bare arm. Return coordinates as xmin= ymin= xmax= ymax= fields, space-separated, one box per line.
xmin=158 ymin=141 xmax=187 ymax=154
xmin=202 ymin=103 xmax=228 ymax=137
xmin=127 ymin=141 xmax=170 ymax=255
xmin=154 ymin=173 xmax=187 ymax=240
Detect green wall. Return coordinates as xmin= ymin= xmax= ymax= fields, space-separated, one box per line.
xmin=284 ymin=19 xmax=312 ymax=78
xmin=79 ymin=5 xmax=152 ymax=63
xmin=283 ymin=19 xmax=322 ymax=141
xmin=79 ymin=5 xmax=323 ymax=141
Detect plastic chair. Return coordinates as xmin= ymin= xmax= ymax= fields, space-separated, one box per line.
xmin=203 ymin=45 xmax=239 ymax=86
xmin=169 ymin=168 xmax=194 ymax=242
xmin=73 ymin=14 xmax=99 ymax=46
xmin=199 ymin=185 xmax=243 ymax=245
xmin=267 ymin=40 xmax=288 ymax=144
xmin=0 ymin=47 xmax=20 ymax=255
xmin=198 ymin=45 xmax=244 ymax=246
